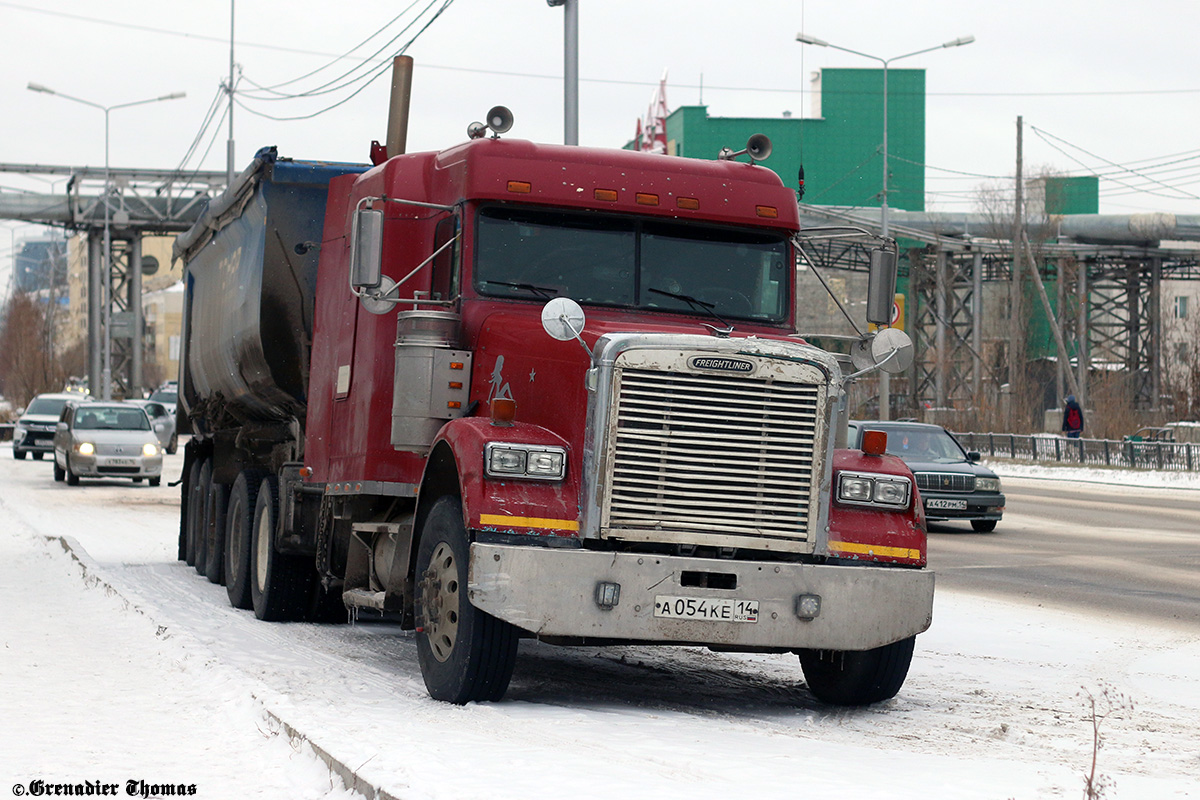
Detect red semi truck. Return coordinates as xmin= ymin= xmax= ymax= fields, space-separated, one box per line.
xmin=173 ymin=108 xmax=933 ymax=706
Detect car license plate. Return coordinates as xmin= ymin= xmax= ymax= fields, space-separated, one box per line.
xmin=107 ymin=458 xmax=136 ymax=467
xmin=926 ymin=498 xmax=968 ymax=510
xmin=654 ymin=596 xmax=759 ymax=623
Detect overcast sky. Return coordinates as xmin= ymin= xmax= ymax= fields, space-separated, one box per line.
xmin=3 ymin=0 xmax=1200 ymax=296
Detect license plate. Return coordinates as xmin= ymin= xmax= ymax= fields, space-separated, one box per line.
xmin=654 ymin=596 xmax=759 ymax=623
xmin=926 ymin=498 xmax=967 ymax=510
xmin=107 ymin=458 xmax=136 ymax=467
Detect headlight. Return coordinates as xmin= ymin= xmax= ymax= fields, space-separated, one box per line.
xmin=976 ymin=477 xmax=1001 ymax=493
xmin=143 ymin=443 xmax=159 ymax=457
xmin=484 ymin=443 xmax=567 ymax=481
xmin=837 ymin=471 xmax=911 ymax=509
xmin=77 ymin=442 xmax=95 ymax=456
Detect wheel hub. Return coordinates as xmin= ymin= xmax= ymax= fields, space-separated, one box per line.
xmin=421 ymin=541 xmax=460 ymax=663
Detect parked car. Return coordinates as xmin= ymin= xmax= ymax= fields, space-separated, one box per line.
xmin=13 ymin=392 xmax=82 ymax=460
xmin=147 ymin=382 xmax=178 ymax=418
xmin=848 ymin=420 xmax=1005 ymax=532
xmin=130 ymin=399 xmax=178 ymax=454
xmin=53 ymin=401 xmax=163 ymax=486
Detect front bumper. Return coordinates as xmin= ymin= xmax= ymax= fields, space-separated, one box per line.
xmin=68 ymin=453 xmax=163 ymax=479
xmin=14 ymin=427 xmax=55 ymax=453
xmin=468 ymin=544 xmax=935 ymax=651
xmin=921 ymin=491 xmax=1005 ymax=522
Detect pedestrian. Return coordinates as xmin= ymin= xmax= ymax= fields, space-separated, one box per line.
xmin=1062 ymin=395 xmax=1084 ymax=439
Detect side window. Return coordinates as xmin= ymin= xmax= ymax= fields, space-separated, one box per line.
xmin=431 ymin=215 xmax=460 ymax=303
xmin=60 ymin=405 xmax=73 ymax=425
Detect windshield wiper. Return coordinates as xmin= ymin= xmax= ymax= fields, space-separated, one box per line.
xmin=481 ymin=280 xmax=558 ymax=299
xmin=648 ymin=287 xmax=733 ymax=334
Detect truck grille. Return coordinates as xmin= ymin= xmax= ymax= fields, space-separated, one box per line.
xmin=914 ymin=472 xmax=975 ymax=493
xmin=603 ymin=367 xmax=822 ymax=545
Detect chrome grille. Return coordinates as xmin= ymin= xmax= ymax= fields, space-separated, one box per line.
xmin=914 ymin=472 xmax=975 ymax=493
xmin=604 ymin=367 xmax=822 ymax=543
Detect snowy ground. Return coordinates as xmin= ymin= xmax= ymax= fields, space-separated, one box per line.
xmin=2 ymin=443 xmax=1198 ymax=799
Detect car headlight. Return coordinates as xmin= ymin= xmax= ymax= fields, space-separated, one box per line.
xmin=143 ymin=443 xmax=159 ymax=457
xmin=77 ymin=442 xmax=95 ymax=456
xmin=484 ymin=443 xmax=567 ymax=481
xmin=976 ymin=477 xmax=1001 ymax=493
xmin=836 ymin=471 xmax=911 ymax=509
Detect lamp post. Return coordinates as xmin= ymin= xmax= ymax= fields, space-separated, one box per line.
xmin=27 ymin=83 xmax=185 ymax=399
xmin=795 ymin=33 xmax=973 ymax=419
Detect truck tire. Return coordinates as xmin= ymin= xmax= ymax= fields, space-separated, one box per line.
xmin=193 ymin=461 xmax=213 ymax=575
xmin=250 ymin=475 xmax=315 ymax=621
xmin=184 ymin=457 xmax=206 ymax=566
xmin=204 ymin=479 xmax=231 ymax=584
xmin=224 ymin=469 xmax=266 ymax=610
xmin=798 ymin=636 xmax=916 ymax=706
xmin=415 ymin=496 xmax=519 ymax=704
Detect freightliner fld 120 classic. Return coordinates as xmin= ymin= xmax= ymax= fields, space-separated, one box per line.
xmin=174 ymin=97 xmax=932 ymax=706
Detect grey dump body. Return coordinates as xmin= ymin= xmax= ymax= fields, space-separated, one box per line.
xmin=173 ymin=148 xmax=367 ymax=432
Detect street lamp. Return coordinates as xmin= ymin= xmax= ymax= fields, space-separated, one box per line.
xmin=795 ymin=33 xmax=973 ymax=419
xmin=27 ymin=82 xmax=185 ymax=400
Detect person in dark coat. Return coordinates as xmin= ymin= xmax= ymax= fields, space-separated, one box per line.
xmin=1062 ymin=395 xmax=1084 ymax=438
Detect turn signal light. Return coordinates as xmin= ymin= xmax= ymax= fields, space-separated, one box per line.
xmin=677 ymin=197 xmax=700 ymax=210
xmin=635 ymin=192 xmax=660 ymax=206
xmin=862 ymin=430 xmax=887 ymax=456
xmin=490 ymin=397 xmax=516 ymax=426
xmin=755 ymin=205 xmax=779 ymax=218
xmin=507 ymin=180 xmax=532 ymax=194
xmin=594 ymin=188 xmax=618 ymax=201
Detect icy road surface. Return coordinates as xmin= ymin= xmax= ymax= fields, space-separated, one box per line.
xmin=2 ymin=443 xmax=1198 ymax=799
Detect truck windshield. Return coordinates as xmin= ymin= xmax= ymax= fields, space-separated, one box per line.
xmin=473 ymin=206 xmax=790 ymax=322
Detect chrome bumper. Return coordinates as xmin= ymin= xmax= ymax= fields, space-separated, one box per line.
xmin=468 ymin=544 xmax=934 ymax=651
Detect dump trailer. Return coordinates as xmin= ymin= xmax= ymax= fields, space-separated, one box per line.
xmin=174 ymin=115 xmax=933 ymax=706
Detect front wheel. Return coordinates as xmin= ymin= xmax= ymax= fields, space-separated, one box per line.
xmin=53 ymin=460 xmax=65 ymax=482
xmin=167 ymin=434 xmax=178 ymax=455
xmin=65 ymin=459 xmax=79 ymax=486
xmin=798 ymin=636 xmax=916 ymax=706
xmin=416 ymin=496 xmax=519 ymax=704
xmin=971 ymin=519 xmax=997 ymax=533
xmin=31 ymin=451 xmax=44 ymax=461
xmin=13 ymin=448 xmax=26 ymax=460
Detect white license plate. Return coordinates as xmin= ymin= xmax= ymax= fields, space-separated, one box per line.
xmin=654 ymin=595 xmax=759 ymax=623
xmin=107 ymin=458 xmax=136 ymax=467
xmin=926 ymin=498 xmax=967 ymax=510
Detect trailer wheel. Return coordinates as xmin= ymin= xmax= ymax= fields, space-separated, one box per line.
xmin=415 ymin=496 xmax=519 ymax=704
xmin=250 ymin=475 xmax=315 ymax=621
xmin=797 ymin=635 xmax=916 ymax=706
xmin=193 ymin=461 xmax=213 ymax=575
xmin=224 ymin=469 xmax=265 ymax=610
xmin=204 ymin=479 xmax=231 ymax=584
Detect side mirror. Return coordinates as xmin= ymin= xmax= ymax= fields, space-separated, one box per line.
xmin=871 ymin=326 xmax=914 ymax=375
xmin=541 ymin=297 xmax=586 ymax=341
xmin=967 ymin=451 xmax=982 ymax=463
xmin=350 ymin=208 xmax=384 ymax=290
xmin=866 ymin=247 xmax=899 ymax=326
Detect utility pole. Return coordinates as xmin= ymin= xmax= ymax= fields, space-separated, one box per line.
xmin=547 ymin=0 xmax=579 ymax=145
xmin=226 ymin=0 xmax=236 ymax=185
xmin=1009 ymin=115 xmax=1025 ymax=430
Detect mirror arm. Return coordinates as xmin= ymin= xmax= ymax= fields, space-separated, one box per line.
xmin=359 ymin=232 xmax=461 ymax=304
xmin=793 ymin=236 xmax=864 ymax=337
xmin=840 ymin=345 xmax=899 ymax=387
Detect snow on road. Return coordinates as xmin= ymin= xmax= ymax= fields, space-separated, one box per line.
xmin=2 ymin=443 xmax=1198 ymax=799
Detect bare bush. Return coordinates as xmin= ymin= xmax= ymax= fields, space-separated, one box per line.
xmin=0 ymin=292 xmax=66 ymax=407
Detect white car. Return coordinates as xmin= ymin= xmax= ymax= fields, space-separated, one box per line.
xmin=130 ymin=399 xmax=178 ymax=454
xmin=53 ymin=401 xmax=163 ymax=486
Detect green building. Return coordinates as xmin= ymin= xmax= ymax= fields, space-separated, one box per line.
xmin=628 ymin=68 xmax=926 ymax=212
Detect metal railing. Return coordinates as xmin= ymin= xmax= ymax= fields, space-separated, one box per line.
xmin=954 ymin=432 xmax=1200 ymax=473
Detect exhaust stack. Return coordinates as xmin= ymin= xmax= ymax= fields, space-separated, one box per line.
xmin=386 ymin=55 xmax=414 ymax=158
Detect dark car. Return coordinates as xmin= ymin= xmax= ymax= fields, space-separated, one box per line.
xmin=848 ymin=420 xmax=1004 ymax=532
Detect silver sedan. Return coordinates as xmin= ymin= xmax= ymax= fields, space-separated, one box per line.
xmin=53 ymin=402 xmax=164 ymax=486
